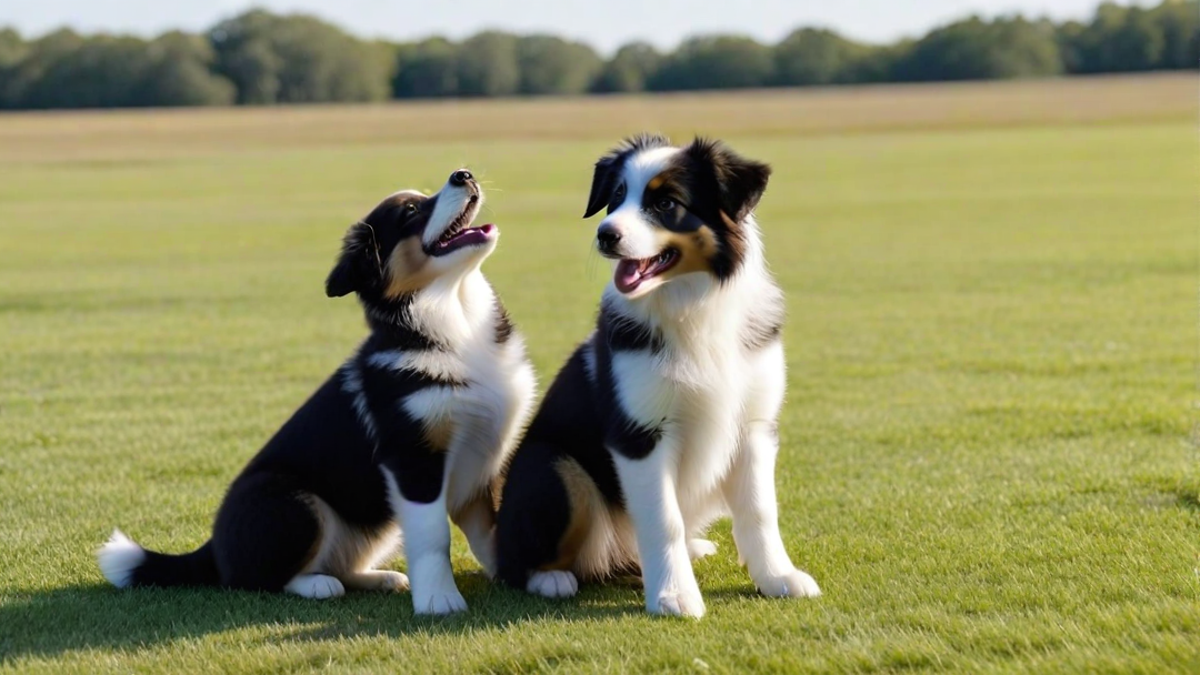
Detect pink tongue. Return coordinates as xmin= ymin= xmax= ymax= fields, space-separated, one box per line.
xmin=615 ymin=259 xmax=644 ymax=294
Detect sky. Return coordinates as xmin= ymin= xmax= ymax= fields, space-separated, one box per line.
xmin=3 ymin=0 xmax=1154 ymax=53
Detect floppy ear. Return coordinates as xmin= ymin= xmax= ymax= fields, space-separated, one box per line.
xmin=325 ymin=221 xmax=380 ymax=298
xmin=583 ymin=154 xmax=620 ymax=219
xmin=686 ymin=138 xmax=772 ymax=223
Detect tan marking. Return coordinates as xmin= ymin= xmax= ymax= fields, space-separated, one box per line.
xmin=647 ymin=174 xmax=666 ymax=191
xmin=449 ymin=489 xmax=495 ymax=531
xmin=654 ymin=225 xmax=720 ymax=279
xmin=383 ymin=237 xmax=438 ymax=298
xmin=539 ymin=457 xmax=599 ymax=571
xmin=422 ymin=416 xmax=454 ymax=452
xmin=300 ymin=493 xmax=401 ymax=577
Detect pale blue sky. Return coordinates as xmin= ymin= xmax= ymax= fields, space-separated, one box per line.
xmin=4 ymin=0 xmax=1153 ymax=52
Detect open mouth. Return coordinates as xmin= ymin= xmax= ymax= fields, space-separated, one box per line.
xmin=429 ymin=197 xmax=495 ymax=256
xmin=614 ymin=248 xmax=680 ymax=294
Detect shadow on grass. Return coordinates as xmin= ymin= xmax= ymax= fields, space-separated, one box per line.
xmin=1 ymin=574 xmax=773 ymax=662
xmin=1 ymin=571 xmax=688 ymax=662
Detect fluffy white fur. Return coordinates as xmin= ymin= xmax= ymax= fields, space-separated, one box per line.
xmin=97 ymin=529 xmax=145 ymax=589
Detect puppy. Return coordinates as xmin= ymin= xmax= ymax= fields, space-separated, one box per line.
xmin=495 ymin=136 xmax=820 ymax=618
xmin=98 ymin=170 xmax=536 ymax=615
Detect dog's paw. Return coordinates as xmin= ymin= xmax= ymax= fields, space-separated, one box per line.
xmin=413 ymin=589 xmax=468 ymax=615
xmin=527 ymin=570 xmax=578 ymax=598
xmin=285 ymin=574 xmax=346 ymax=600
xmin=375 ymin=570 xmax=410 ymax=591
xmin=756 ymin=568 xmax=821 ymax=599
xmin=687 ymin=539 xmax=718 ymax=561
xmin=649 ymin=587 xmax=706 ymax=618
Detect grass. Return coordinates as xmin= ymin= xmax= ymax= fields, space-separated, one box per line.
xmin=0 ymin=73 xmax=1196 ymax=673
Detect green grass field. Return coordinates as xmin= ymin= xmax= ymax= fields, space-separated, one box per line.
xmin=0 ymin=74 xmax=1196 ymax=673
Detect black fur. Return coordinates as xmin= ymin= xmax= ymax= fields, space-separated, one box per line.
xmin=583 ymin=133 xmax=670 ymax=218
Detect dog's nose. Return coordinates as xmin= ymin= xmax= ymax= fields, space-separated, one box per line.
xmin=450 ymin=170 xmax=473 ymax=187
xmin=596 ymin=223 xmax=622 ymax=252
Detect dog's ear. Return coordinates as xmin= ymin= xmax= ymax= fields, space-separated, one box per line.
xmin=686 ymin=138 xmax=772 ymax=223
xmin=325 ymin=221 xmax=380 ymax=298
xmin=583 ymin=153 xmax=620 ymax=219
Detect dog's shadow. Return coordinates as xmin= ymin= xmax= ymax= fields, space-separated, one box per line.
xmin=0 ymin=573 xmax=664 ymax=663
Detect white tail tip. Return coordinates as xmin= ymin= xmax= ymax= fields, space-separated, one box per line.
xmin=97 ymin=529 xmax=145 ymax=589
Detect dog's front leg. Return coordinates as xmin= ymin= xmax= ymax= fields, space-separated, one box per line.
xmin=381 ymin=463 xmax=467 ymax=615
xmin=724 ymin=421 xmax=821 ymax=599
xmin=613 ymin=447 xmax=705 ymax=618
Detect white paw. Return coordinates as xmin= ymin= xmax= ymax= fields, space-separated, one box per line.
xmin=375 ymin=570 xmax=410 ymax=591
xmin=650 ymin=587 xmax=706 ymax=618
xmin=526 ymin=570 xmax=579 ymax=598
xmin=756 ymin=568 xmax=821 ymax=598
xmin=687 ymin=539 xmax=718 ymax=560
xmin=285 ymin=574 xmax=345 ymax=600
xmin=412 ymin=588 xmax=468 ymax=615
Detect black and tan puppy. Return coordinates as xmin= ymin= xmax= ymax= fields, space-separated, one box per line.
xmin=98 ymin=170 xmax=536 ymax=615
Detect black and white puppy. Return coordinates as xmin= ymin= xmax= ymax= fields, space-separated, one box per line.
xmin=495 ymin=136 xmax=820 ymax=618
xmin=98 ymin=170 xmax=536 ymax=615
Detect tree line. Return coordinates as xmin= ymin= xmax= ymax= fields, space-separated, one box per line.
xmin=0 ymin=1 xmax=1195 ymax=109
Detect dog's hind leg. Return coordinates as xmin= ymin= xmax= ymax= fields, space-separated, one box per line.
xmin=451 ymin=490 xmax=498 ymax=578
xmin=210 ymin=472 xmax=323 ymax=594
xmin=495 ymin=444 xmax=583 ymax=597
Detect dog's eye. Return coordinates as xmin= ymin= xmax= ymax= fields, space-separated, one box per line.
xmin=405 ymin=203 xmax=418 ymax=214
xmin=654 ymin=198 xmax=676 ymax=213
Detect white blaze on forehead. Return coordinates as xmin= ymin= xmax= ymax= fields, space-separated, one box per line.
xmin=618 ymin=146 xmax=681 ymax=207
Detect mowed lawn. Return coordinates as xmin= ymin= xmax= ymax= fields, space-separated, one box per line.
xmin=0 ymin=74 xmax=1195 ymax=673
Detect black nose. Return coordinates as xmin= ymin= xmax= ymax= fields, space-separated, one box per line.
xmin=596 ymin=223 xmax=622 ymax=251
xmin=450 ymin=170 xmax=473 ymax=186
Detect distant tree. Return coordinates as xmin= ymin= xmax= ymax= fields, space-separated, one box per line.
xmin=1107 ymin=5 xmax=1166 ymax=70
xmin=591 ymin=42 xmax=662 ymax=92
xmin=1056 ymin=20 xmax=1088 ymax=72
xmin=209 ymin=12 xmax=283 ymax=103
xmin=455 ymin=31 xmax=519 ymax=97
xmin=1067 ymin=2 xmax=1168 ymax=72
xmin=772 ymin=27 xmax=868 ymax=86
xmin=0 ymin=28 xmax=28 ymax=108
xmin=133 ymin=32 xmax=235 ymax=106
xmin=847 ymin=41 xmax=915 ymax=83
xmin=649 ymin=36 xmax=773 ymax=91
xmin=17 ymin=34 xmax=155 ymax=108
xmin=0 ymin=1 xmax=1196 ymax=110
xmin=894 ymin=15 xmax=1062 ymax=81
xmin=393 ymin=37 xmax=458 ymax=97
xmin=516 ymin=35 xmax=601 ymax=95
xmin=209 ymin=11 xmax=389 ymax=104
xmin=0 ymin=29 xmax=82 ymax=108
xmin=1152 ymin=0 xmax=1200 ymax=69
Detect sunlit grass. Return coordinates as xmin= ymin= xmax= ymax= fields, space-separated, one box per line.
xmin=0 ymin=76 xmax=1195 ymax=673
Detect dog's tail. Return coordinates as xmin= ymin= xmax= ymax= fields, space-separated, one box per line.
xmin=97 ymin=529 xmax=220 ymax=589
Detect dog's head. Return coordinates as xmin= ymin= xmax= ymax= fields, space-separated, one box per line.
xmin=583 ymin=135 xmax=770 ymax=299
xmin=326 ymin=169 xmax=496 ymax=300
